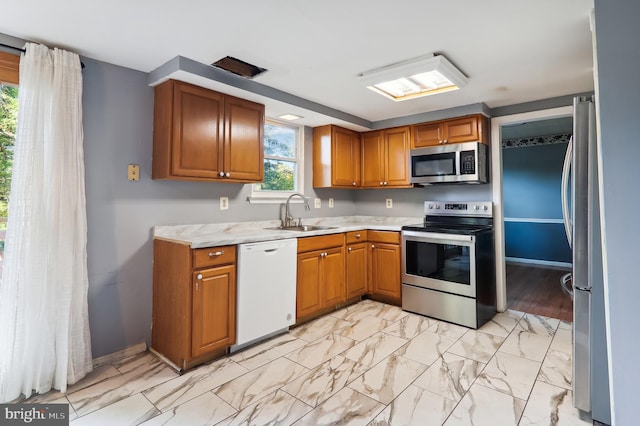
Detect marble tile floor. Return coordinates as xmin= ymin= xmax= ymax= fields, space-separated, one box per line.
xmin=22 ymin=300 xmax=592 ymax=425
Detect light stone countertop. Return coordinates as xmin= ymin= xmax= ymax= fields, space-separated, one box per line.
xmin=154 ymin=215 xmax=423 ymax=248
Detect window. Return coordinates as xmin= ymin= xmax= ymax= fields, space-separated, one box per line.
xmin=251 ymin=119 xmax=303 ymax=201
xmin=0 ymin=51 xmax=19 ymax=274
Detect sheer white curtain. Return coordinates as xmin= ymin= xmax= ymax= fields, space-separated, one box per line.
xmin=0 ymin=43 xmax=92 ymax=402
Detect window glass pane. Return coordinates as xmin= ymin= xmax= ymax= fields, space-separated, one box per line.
xmin=257 ymin=159 xmax=296 ymax=191
xmin=265 ymin=124 xmax=295 ymax=158
xmin=0 ymin=84 xmax=18 ymax=271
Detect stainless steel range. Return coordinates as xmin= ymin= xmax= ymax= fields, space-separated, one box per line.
xmin=401 ymin=201 xmax=496 ymax=329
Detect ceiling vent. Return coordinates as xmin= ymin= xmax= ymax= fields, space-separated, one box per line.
xmin=211 ymin=56 xmax=267 ymax=79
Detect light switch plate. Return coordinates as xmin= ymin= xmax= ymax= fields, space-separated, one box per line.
xmin=314 ymin=198 xmax=321 ymax=208
xmin=220 ymin=197 xmax=229 ymax=210
xmin=386 ymin=198 xmax=393 ymax=208
xmin=329 ymin=198 xmax=334 ymax=208
xmin=127 ymin=164 xmax=140 ymax=181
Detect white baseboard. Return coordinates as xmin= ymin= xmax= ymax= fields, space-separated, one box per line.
xmin=506 ymin=257 xmax=572 ymax=270
xmin=92 ymin=341 xmax=147 ymax=368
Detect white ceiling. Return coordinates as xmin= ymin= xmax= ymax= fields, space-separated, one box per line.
xmin=0 ymin=0 xmax=595 ymax=125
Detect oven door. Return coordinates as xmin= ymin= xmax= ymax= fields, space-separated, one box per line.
xmin=402 ymin=230 xmax=476 ymax=298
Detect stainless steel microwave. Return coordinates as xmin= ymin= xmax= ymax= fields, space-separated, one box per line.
xmin=410 ymin=141 xmax=489 ymax=184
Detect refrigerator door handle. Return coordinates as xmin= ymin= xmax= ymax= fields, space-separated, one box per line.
xmin=561 ymin=136 xmax=573 ymax=248
xmin=560 ymin=272 xmax=573 ymax=299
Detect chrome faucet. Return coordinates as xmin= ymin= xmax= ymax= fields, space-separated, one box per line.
xmin=283 ymin=192 xmax=311 ymax=228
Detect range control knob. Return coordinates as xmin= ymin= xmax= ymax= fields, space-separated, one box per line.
xmin=482 ymin=205 xmax=488 ymax=211
xmin=435 ymin=205 xmax=441 ymax=209
xmin=474 ymin=205 xmax=480 ymax=210
xmin=428 ymin=204 xmax=434 ymax=209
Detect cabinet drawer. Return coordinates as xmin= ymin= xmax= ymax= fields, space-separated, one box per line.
xmin=192 ymin=245 xmax=236 ymax=269
xmin=298 ymin=233 xmax=344 ymax=253
xmin=367 ymin=230 xmax=400 ymax=244
xmin=345 ymin=230 xmax=368 ymax=244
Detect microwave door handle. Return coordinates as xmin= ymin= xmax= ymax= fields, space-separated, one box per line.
xmin=455 ymin=151 xmax=461 ymax=175
xmin=561 ymin=136 xmax=573 ymax=248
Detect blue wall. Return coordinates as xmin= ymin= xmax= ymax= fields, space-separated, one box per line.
xmin=502 ymin=142 xmax=571 ymax=263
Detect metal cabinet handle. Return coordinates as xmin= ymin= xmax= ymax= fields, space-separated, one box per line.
xmin=348 ymin=247 xmax=352 ymax=252
xmin=379 ymin=181 xmax=383 ymax=186
xmin=371 ymin=244 xmax=375 ymax=249
xmin=209 ymin=250 xmax=224 ymax=257
xmin=225 ymin=172 xmax=230 ymax=178
xmin=197 ymin=273 xmax=203 ymax=279
xmin=383 ymin=182 xmax=388 ymax=186
xmin=355 ymin=233 xmax=361 ymax=238
xmin=443 ymin=139 xmax=448 ymax=144
xmin=218 ymin=171 xmax=224 ymax=177
xmin=352 ymin=182 xmax=356 ymax=186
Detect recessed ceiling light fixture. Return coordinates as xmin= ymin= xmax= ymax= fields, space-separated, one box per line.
xmin=358 ymin=54 xmax=468 ymax=102
xmin=278 ymin=113 xmax=303 ymax=121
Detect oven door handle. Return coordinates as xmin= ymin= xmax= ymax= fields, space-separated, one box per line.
xmin=401 ymin=230 xmax=475 ymax=244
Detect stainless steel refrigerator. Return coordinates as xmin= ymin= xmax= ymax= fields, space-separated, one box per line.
xmin=561 ymin=95 xmax=610 ymax=424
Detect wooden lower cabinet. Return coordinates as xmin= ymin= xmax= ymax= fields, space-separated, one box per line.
xmin=368 ymin=231 xmax=402 ymax=303
xmin=296 ymin=234 xmax=345 ymax=320
xmin=191 ymin=265 xmax=236 ymax=358
xmin=345 ymin=230 xmax=368 ymax=300
xmin=152 ymin=239 xmax=236 ymax=370
xmin=346 ymin=242 xmax=368 ymax=299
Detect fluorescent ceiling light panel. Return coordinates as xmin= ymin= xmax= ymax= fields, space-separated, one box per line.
xmin=278 ymin=113 xmax=303 ymax=121
xmin=358 ymin=54 xmax=468 ymax=101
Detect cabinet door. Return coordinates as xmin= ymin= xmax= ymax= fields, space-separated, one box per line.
xmin=322 ymin=246 xmax=345 ymax=308
xmin=361 ymin=131 xmax=385 ymax=187
xmin=385 ymin=126 xmax=411 ymax=187
xmin=192 ymin=265 xmax=236 ymax=358
xmin=223 ymin=96 xmax=264 ymax=182
xmin=443 ymin=116 xmax=479 ymax=144
xmin=346 ymin=242 xmax=367 ymax=299
xmin=369 ymin=243 xmax=401 ymax=300
xmin=412 ymin=122 xmax=442 ymax=148
xmin=297 ymin=251 xmax=323 ymax=319
xmin=172 ymin=83 xmax=224 ymax=178
xmin=332 ymin=127 xmax=361 ymax=187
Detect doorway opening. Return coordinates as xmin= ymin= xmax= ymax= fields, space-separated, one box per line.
xmin=490 ymin=106 xmax=574 ymax=320
xmin=502 ymin=117 xmax=573 ymax=321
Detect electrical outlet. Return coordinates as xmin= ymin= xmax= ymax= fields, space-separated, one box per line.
xmin=386 ymin=198 xmax=393 ymax=208
xmin=329 ymin=198 xmax=334 ymax=208
xmin=127 ymin=164 xmax=140 ymax=181
xmin=220 ymin=197 xmax=229 ymax=210
xmin=314 ymin=198 xmax=321 ymax=208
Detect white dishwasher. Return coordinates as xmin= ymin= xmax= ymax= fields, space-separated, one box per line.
xmin=231 ymin=238 xmax=298 ymax=351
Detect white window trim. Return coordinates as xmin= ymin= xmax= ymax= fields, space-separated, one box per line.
xmin=248 ymin=118 xmax=305 ymax=204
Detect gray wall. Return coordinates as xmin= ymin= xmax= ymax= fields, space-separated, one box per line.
xmin=81 ymin=57 xmax=355 ymax=357
xmin=352 ymin=182 xmax=492 ymax=217
xmin=594 ymin=1 xmax=640 ymax=424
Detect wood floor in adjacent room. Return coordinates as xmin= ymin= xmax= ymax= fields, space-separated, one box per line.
xmin=506 ymin=262 xmax=574 ymax=322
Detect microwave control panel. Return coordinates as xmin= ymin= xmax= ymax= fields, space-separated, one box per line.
xmin=460 ymin=150 xmax=476 ymax=175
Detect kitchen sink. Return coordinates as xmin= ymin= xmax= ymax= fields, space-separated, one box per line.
xmin=265 ymin=225 xmax=338 ymax=232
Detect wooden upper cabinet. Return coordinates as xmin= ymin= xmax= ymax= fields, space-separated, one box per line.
xmin=412 ymin=114 xmax=488 ymax=148
xmin=362 ymin=127 xmax=411 ymax=188
xmin=153 ymin=79 xmax=265 ymax=182
xmin=172 ymin=83 xmax=224 ymax=179
xmin=385 ymin=126 xmax=411 ymax=187
xmin=224 ymin=96 xmax=264 ymax=182
xmin=313 ymin=125 xmax=361 ymax=188
xmin=412 ymin=122 xmax=442 ymax=148
xmin=0 ymin=51 xmax=20 ymax=85
xmin=361 ymin=131 xmax=384 ymax=187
